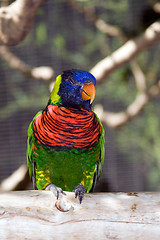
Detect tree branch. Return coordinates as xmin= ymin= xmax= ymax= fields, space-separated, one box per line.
xmin=0 ymin=164 xmax=29 ymax=191
xmin=153 ymin=2 xmax=160 ymax=14
xmin=0 ymin=46 xmax=54 ymax=80
xmin=0 ymin=191 xmax=160 ymax=239
xmin=0 ymin=0 xmax=47 ymax=46
xmin=95 ymin=78 xmax=160 ymax=128
xmin=91 ymin=21 xmax=160 ymax=83
xmin=69 ymin=0 xmax=155 ymax=127
xmin=67 ymin=0 xmax=124 ymax=38
xmin=67 ymin=0 xmax=148 ymax=92
xmin=130 ymin=60 xmax=147 ymax=93
xmin=92 ymin=21 xmax=160 ymax=128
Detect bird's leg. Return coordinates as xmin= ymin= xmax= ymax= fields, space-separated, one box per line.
xmin=45 ymin=183 xmax=66 ymax=199
xmin=73 ymin=184 xmax=86 ymax=204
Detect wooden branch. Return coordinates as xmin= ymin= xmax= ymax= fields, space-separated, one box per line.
xmin=130 ymin=60 xmax=147 ymax=92
xmin=94 ymin=79 xmax=160 ymax=128
xmin=0 ymin=46 xmax=54 ymax=80
xmin=69 ymin=0 xmax=157 ymax=128
xmin=91 ymin=21 xmax=160 ymax=83
xmin=153 ymin=3 xmax=160 ymax=13
xmin=0 ymin=164 xmax=29 ymax=191
xmin=67 ymin=0 xmax=123 ymax=38
xmin=0 ymin=0 xmax=47 ymax=46
xmin=0 ymin=191 xmax=160 ymax=239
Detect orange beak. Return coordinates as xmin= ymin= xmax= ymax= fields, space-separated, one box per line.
xmin=81 ymin=82 xmax=96 ymax=103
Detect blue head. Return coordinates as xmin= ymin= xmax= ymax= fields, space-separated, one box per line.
xmin=50 ymin=69 xmax=97 ymax=111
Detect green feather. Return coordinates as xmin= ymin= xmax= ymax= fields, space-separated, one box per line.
xmin=27 ymin=110 xmax=42 ymax=178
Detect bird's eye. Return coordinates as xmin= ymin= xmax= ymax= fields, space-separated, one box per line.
xmin=69 ymin=78 xmax=76 ymax=85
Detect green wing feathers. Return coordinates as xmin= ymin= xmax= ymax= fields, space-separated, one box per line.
xmin=27 ymin=111 xmax=42 ymax=181
xmin=90 ymin=112 xmax=105 ymax=191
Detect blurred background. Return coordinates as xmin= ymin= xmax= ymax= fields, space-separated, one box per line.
xmin=0 ymin=0 xmax=160 ymax=192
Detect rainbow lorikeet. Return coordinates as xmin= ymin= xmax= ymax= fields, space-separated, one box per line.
xmin=27 ymin=69 xmax=105 ymax=203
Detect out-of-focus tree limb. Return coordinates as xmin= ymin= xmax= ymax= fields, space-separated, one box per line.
xmin=95 ymin=94 xmax=148 ymax=128
xmin=130 ymin=61 xmax=147 ymax=93
xmin=0 ymin=0 xmax=54 ymax=81
xmin=95 ymin=79 xmax=160 ymax=128
xmin=0 ymin=164 xmax=30 ymax=191
xmin=67 ymin=0 xmax=151 ymax=98
xmin=0 ymin=46 xmax=54 ymax=80
xmin=0 ymin=0 xmax=47 ymax=46
xmin=69 ymin=1 xmax=159 ymax=128
xmin=91 ymin=21 xmax=160 ymax=83
xmin=90 ymin=18 xmax=160 ymax=128
xmin=153 ymin=3 xmax=160 ymax=13
xmin=67 ymin=0 xmax=124 ymax=38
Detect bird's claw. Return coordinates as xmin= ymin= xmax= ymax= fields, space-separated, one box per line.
xmin=73 ymin=184 xmax=85 ymax=204
xmin=45 ymin=183 xmax=66 ymax=199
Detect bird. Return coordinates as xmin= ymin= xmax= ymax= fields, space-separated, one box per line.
xmin=27 ymin=69 xmax=105 ymax=203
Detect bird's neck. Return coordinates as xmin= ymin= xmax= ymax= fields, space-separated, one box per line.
xmin=48 ymin=100 xmax=92 ymax=111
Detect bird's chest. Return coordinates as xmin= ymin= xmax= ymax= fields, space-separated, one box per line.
xmin=33 ymin=105 xmax=101 ymax=149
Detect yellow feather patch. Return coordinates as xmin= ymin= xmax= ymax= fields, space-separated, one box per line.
xmin=50 ymin=74 xmax=62 ymax=104
xmin=36 ymin=169 xmax=51 ymax=189
xmin=81 ymin=170 xmax=93 ymax=192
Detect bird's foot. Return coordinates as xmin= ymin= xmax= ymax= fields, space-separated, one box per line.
xmin=45 ymin=183 xmax=66 ymax=199
xmin=73 ymin=184 xmax=86 ymax=204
